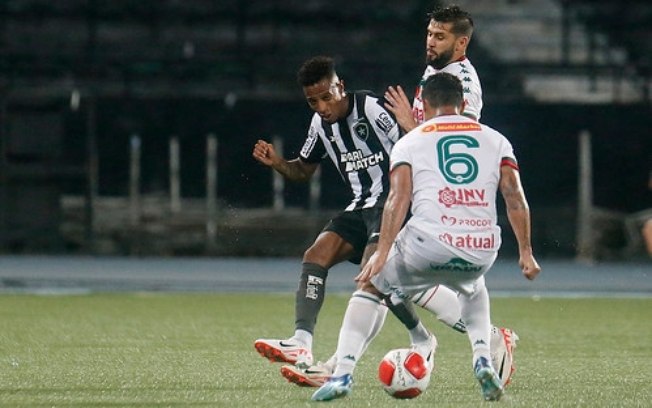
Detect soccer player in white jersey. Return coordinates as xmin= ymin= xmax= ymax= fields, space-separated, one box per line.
xmin=386 ymin=4 xmax=482 ymax=129
xmin=383 ymin=5 xmax=520 ymax=385
xmin=311 ymin=72 xmax=540 ymax=402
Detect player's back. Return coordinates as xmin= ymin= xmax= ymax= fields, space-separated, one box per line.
xmin=390 ymin=114 xmax=515 ymax=242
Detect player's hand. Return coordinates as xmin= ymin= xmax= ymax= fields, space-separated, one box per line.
xmin=355 ymin=251 xmax=386 ymax=283
xmin=519 ymin=254 xmax=541 ymax=281
xmin=384 ymin=85 xmax=417 ymax=132
xmin=252 ymin=140 xmax=277 ymax=167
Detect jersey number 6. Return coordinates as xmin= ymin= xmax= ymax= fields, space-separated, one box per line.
xmin=437 ymin=135 xmax=479 ymax=185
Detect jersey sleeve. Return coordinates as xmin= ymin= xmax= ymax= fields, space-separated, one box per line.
xmin=497 ymin=134 xmax=519 ymax=170
xmin=299 ymin=116 xmax=326 ymax=164
xmin=389 ymin=137 xmax=412 ymax=171
xmin=370 ymin=97 xmax=402 ymax=142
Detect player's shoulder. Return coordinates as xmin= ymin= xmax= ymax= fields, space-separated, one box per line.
xmin=352 ymin=89 xmax=381 ymax=101
xmin=477 ymin=122 xmax=512 ymax=146
xmin=442 ymin=57 xmax=478 ymax=75
xmin=422 ymin=65 xmax=436 ymax=79
xmin=352 ymin=89 xmax=394 ymax=116
xmin=478 ymin=121 xmax=502 ymax=136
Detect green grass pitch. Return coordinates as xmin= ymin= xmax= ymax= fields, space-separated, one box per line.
xmin=0 ymin=293 xmax=650 ymax=407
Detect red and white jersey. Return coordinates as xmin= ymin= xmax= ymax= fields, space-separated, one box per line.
xmin=412 ymin=57 xmax=483 ymax=124
xmin=390 ymin=115 xmax=516 ymax=261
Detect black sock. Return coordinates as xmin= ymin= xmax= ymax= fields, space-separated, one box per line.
xmin=385 ymin=296 xmax=420 ymax=330
xmin=295 ymin=262 xmax=328 ymax=334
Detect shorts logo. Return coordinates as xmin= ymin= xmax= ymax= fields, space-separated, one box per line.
xmin=430 ymin=257 xmax=482 ymax=273
xmin=353 ymin=119 xmax=369 ymax=141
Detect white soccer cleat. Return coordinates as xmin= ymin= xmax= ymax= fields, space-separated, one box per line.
xmin=410 ymin=332 xmax=438 ymax=372
xmin=280 ymin=361 xmax=333 ymax=387
xmin=254 ymin=338 xmax=313 ymax=366
xmin=490 ymin=327 xmax=519 ymax=386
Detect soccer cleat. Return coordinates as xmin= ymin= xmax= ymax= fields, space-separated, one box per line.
xmin=490 ymin=327 xmax=519 ymax=386
xmin=474 ymin=356 xmax=504 ymax=401
xmin=311 ymin=374 xmax=353 ymax=401
xmin=410 ymin=333 xmax=438 ymax=372
xmin=281 ymin=361 xmax=333 ymax=387
xmin=254 ymin=338 xmax=313 ymax=366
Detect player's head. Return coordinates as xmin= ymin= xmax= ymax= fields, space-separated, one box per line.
xmin=425 ymin=5 xmax=474 ymax=69
xmin=297 ymin=56 xmax=348 ymax=124
xmin=421 ymin=72 xmax=464 ymax=118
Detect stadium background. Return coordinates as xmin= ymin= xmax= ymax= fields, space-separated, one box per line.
xmin=0 ymin=0 xmax=650 ymax=260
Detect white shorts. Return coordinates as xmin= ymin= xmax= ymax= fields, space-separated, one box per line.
xmin=371 ymin=224 xmax=498 ymax=298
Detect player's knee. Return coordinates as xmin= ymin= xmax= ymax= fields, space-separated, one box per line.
xmin=355 ymin=280 xmax=382 ymax=296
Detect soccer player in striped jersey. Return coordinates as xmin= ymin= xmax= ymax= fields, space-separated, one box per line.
xmin=253 ymin=55 xmax=402 ymax=369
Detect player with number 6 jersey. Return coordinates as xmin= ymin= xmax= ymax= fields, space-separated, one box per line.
xmin=395 ymin=117 xmax=515 ymax=265
xmin=310 ymin=72 xmax=540 ymax=402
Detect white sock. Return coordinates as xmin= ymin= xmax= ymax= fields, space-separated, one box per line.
xmin=360 ymin=301 xmax=388 ymax=355
xmin=459 ymin=278 xmax=492 ymax=365
xmin=292 ymin=329 xmax=313 ymax=350
xmin=332 ymin=290 xmax=382 ymax=377
xmin=412 ymin=285 xmax=466 ymax=332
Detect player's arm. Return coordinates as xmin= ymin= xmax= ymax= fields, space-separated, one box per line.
xmin=498 ymin=161 xmax=541 ymax=280
xmin=252 ymin=139 xmax=318 ymax=182
xmin=384 ymin=85 xmax=418 ymax=133
xmin=356 ymin=163 xmax=412 ymax=283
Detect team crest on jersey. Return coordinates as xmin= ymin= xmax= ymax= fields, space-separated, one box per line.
xmin=353 ymin=119 xmax=369 ymax=141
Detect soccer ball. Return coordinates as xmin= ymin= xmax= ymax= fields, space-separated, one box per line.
xmin=378 ymin=348 xmax=431 ymax=399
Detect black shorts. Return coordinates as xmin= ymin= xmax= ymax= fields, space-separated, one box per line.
xmin=322 ymin=207 xmax=383 ymax=265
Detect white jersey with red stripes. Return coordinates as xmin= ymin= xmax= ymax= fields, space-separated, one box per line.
xmin=389 ymin=114 xmax=516 ymax=263
xmin=412 ymin=57 xmax=483 ymax=124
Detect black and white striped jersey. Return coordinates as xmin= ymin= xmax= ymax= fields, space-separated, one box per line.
xmin=299 ymin=91 xmax=402 ymax=211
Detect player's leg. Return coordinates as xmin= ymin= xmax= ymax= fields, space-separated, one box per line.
xmin=311 ymin=288 xmax=383 ymax=401
xmin=311 ymin=289 xmax=434 ymax=401
xmin=412 ymin=285 xmax=465 ymax=331
xmin=255 ymin=229 xmax=354 ymax=366
xmin=313 ymin=231 xmax=435 ymax=401
xmin=367 ymin=230 xmax=438 ymax=368
xmin=282 ymin=210 xmax=386 ymax=387
xmin=412 ymin=280 xmax=518 ymax=386
xmin=256 ymin=211 xmax=369 ymax=367
xmin=459 ymin=276 xmax=503 ymax=401
xmin=297 ymin=213 xmax=393 ymax=380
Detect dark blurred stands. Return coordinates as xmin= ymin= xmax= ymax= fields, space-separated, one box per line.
xmin=0 ymin=0 xmax=650 ymax=257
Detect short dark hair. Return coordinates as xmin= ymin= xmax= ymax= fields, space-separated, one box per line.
xmin=422 ymin=72 xmax=464 ymax=108
xmin=428 ymin=5 xmax=474 ymax=38
xmin=297 ymin=56 xmax=336 ymax=87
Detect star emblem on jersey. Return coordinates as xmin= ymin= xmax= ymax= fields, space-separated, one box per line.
xmin=353 ymin=119 xmax=369 ymax=141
